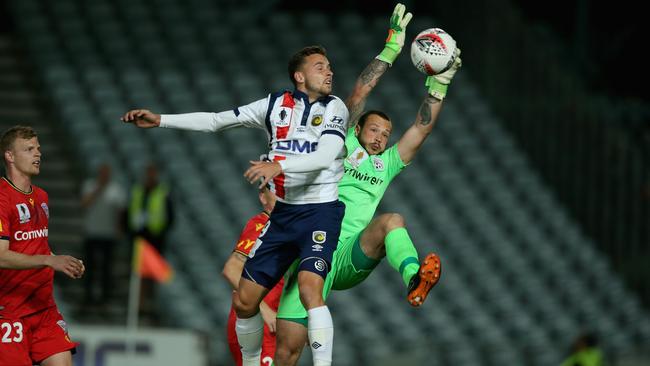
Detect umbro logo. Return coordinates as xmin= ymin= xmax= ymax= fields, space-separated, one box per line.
xmin=311 ymin=342 xmax=322 ymax=349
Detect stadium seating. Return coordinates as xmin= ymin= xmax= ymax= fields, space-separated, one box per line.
xmin=8 ymin=0 xmax=649 ymax=365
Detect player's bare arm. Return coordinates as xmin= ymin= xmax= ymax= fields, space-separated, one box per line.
xmin=222 ymin=252 xmax=248 ymax=289
xmin=346 ymin=60 xmax=389 ymax=127
xmin=120 ymin=109 xmax=161 ymax=128
xmin=0 ymin=238 xmax=50 ymax=269
xmin=397 ymin=95 xmax=443 ymax=164
xmin=397 ymin=51 xmax=462 ymax=164
xmin=0 ymin=239 xmax=84 ymax=279
xmin=259 ymin=301 xmax=277 ymax=334
xmin=346 ymin=4 xmax=412 ymax=128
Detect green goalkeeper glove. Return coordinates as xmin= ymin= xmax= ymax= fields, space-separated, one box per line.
xmin=426 ymin=48 xmax=462 ymax=100
xmin=376 ymin=3 xmax=413 ymax=66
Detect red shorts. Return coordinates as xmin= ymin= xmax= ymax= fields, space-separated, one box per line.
xmin=0 ymin=306 xmax=77 ymax=366
xmin=227 ymin=308 xmax=276 ymax=366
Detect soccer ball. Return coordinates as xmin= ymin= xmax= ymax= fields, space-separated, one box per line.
xmin=410 ymin=28 xmax=457 ymax=76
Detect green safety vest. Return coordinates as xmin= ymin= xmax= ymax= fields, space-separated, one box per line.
xmin=129 ymin=184 xmax=169 ymax=236
xmin=560 ymin=348 xmax=605 ymax=366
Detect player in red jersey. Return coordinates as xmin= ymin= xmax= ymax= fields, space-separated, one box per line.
xmin=222 ymin=187 xmax=283 ymax=366
xmin=0 ymin=126 xmax=85 ymax=366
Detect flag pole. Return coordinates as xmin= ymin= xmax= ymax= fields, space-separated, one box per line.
xmin=126 ymin=237 xmax=142 ymax=356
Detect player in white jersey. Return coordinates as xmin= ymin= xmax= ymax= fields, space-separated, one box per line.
xmin=121 ymin=46 xmax=348 ymax=366
xmin=274 ymin=4 xmax=462 ymax=364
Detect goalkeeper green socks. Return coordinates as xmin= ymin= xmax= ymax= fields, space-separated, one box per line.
xmin=385 ymin=227 xmax=420 ymax=287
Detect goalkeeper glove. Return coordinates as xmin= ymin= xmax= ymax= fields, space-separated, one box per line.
xmin=376 ymin=3 xmax=413 ymax=66
xmin=426 ymin=48 xmax=462 ymax=100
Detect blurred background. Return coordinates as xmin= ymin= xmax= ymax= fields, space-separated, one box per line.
xmin=0 ymin=0 xmax=648 ymax=365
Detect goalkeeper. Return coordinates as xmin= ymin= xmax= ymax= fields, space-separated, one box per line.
xmin=273 ymin=3 xmax=462 ymax=365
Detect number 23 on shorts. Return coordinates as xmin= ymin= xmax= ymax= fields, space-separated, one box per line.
xmin=1 ymin=321 xmax=24 ymax=343
xmin=0 ymin=319 xmax=31 ymax=366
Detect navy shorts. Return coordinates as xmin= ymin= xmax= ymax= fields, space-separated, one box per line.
xmin=241 ymin=200 xmax=345 ymax=289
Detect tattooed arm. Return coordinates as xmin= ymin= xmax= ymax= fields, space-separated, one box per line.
xmin=345 ymin=59 xmax=390 ymax=128
xmin=345 ymin=3 xmax=412 ymax=127
xmin=396 ymin=49 xmax=463 ymax=164
xmin=396 ymin=95 xmax=443 ymax=165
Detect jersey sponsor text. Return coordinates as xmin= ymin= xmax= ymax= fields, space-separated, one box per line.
xmin=343 ymin=167 xmax=385 ymax=186
xmin=13 ymin=228 xmax=48 ymax=241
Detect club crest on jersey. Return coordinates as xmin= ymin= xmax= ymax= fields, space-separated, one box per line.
xmin=275 ymin=107 xmax=292 ymax=127
xmin=346 ymin=147 xmax=368 ymax=169
xmin=16 ymin=203 xmax=30 ymax=223
xmin=311 ymin=115 xmax=323 ymax=126
xmin=41 ymin=203 xmax=49 ymax=219
xmin=372 ymin=156 xmax=385 ymax=171
xmin=312 ymin=230 xmax=326 ymax=244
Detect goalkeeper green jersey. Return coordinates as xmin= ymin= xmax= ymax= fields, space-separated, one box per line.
xmin=276 ymin=127 xmax=408 ymax=320
xmin=338 ymin=127 xmax=406 ymax=238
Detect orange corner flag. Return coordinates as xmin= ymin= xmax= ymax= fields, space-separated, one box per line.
xmin=133 ymin=237 xmax=173 ymax=283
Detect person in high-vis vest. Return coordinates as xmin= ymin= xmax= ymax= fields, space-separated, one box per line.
xmin=560 ymin=332 xmax=606 ymax=366
xmin=127 ymin=163 xmax=173 ymax=323
xmin=128 ymin=163 xmax=173 ymax=254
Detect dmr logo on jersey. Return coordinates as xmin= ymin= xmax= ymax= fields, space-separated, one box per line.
xmin=275 ymin=140 xmax=318 ymax=154
xmin=16 ymin=203 xmax=30 ymax=223
xmin=14 ymin=228 xmax=48 ymax=241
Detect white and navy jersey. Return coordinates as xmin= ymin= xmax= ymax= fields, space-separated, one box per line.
xmin=160 ymin=89 xmax=349 ymax=204
xmin=260 ymin=90 xmax=348 ymax=204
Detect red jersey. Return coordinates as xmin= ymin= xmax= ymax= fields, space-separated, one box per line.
xmin=0 ymin=177 xmax=55 ymax=318
xmin=232 ymin=211 xmax=284 ymax=308
xmin=227 ymin=211 xmax=283 ymax=366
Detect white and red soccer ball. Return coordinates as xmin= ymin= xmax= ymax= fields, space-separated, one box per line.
xmin=410 ymin=28 xmax=457 ymax=76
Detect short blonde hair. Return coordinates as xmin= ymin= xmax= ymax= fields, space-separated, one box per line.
xmin=1 ymin=125 xmax=37 ymax=153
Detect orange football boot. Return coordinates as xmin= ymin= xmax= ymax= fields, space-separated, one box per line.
xmin=407 ymin=253 xmax=442 ymax=306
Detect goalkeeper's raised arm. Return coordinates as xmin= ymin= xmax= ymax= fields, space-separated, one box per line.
xmin=397 ymin=48 xmax=462 ymax=164
xmin=345 ymin=3 xmax=412 ymax=127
